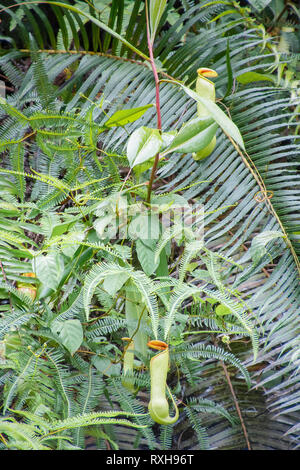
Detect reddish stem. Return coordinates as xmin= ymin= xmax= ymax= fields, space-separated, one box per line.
xmin=145 ymin=2 xmax=162 ymax=131
xmin=148 ymin=47 xmax=162 ymax=131
xmin=145 ymin=0 xmax=162 ymax=204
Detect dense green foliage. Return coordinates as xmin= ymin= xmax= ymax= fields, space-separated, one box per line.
xmin=0 ymin=0 xmax=299 ymax=450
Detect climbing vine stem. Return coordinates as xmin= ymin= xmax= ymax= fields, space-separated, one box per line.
xmin=145 ymin=0 xmax=162 ymax=204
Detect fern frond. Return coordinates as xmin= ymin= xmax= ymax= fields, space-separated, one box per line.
xmin=0 ymin=420 xmax=50 ymax=450
xmin=164 ymin=284 xmax=200 ymax=341
xmin=159 ymin=424 xmax=173 ymax=450
xmin=43 ymin=349 xmax=75 ymax=418
xmin=83 ymin=262 xmax=159 ymax=338
xmin=46 ymin=410 xmax=148 ymax=432
xmin=0 ymin=311 xmax=34 ymax=340
xmin=86 ymin=317 xmax=126 ymax=339
xmin=201 ymin=287 xmax=259 ymax=361
xmin=187 ymin=397 xmax=237 ymax=426
xmin=185 ymin=406 xmax=209 ymax=450
xmin=2 ymin=349 xmax=39 ymax=414
xmin=178 ymin=240 xmax=204 ymax=283
xmin=174 ymin=343 xmax=252 ymax=389
xmin=108 ymin=378 xmax=157 ymax=450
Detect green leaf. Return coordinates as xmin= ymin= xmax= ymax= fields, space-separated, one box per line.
xmin=52 ymin=319 xmax=83 ymax=356
xmin=250 ymin=230 xmax=285 ymax=265
xmin=191 ymin=269 xmax=212 ymax=281
xmin=50 ymin=220 xmax=77 ymax=239
xmin=159 ymin=130 xmax=177 ymax=153
xmin=128 ymin=213 xmax=160 ymax=241
xmin=126 ymin=126 xmax=163 ymax=168
xmin=92 ymin=356 xmax=121 ymax=377
xmin=61 ymin=231 xmax=86 ymax=258
xmin=149 ymin=0 xmax=168 ymax=43
xmin=136 ymin=238 xmax=158 ymax=276
xmin=163 ymin=80 xmax=245 ymax=150
xmin=33 ymin=253 xmax=64 ymax=291
xmin=103 ymin=105 xmax=154 ymax=128
xmin=236 ymin=71 xmax=274 ymax=84
xmin=161 ymin=117 xmax=218 ymax=155
xmin=102 ymin=272 xmax=130 ymax=297
xmin=215 ymin=304 xmax=232 ymax=316
xmin=94 ymin=216 xmax=115 ymax=239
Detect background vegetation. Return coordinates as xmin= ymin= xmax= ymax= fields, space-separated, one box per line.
xmin=0 ymin=0 xmax=299 ymax=450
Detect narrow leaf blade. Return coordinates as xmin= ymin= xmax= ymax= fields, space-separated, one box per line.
xmin=149 ymin=0 xmax=168 ymax=42
xmin=162 ymin=117 xmax=218 ymax=155
xmin=165 ymin=80 xmax=245 ymax=150
xmin=104 ymin=105 xmax=153 ymax=128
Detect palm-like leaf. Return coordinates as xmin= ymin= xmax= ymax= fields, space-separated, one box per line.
xmin=0 ymin=0 xmax=299 ymax=450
